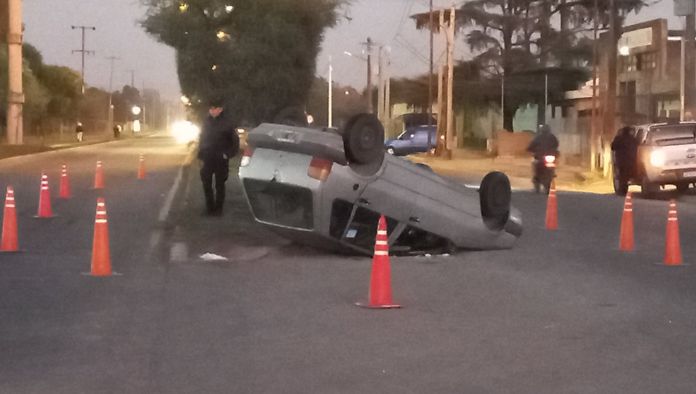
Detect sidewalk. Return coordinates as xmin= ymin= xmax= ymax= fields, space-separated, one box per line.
xmin=0 ymin=131 xmax=153 ymax=160
xmin=409 ymin=148 xmax=612 ymax=193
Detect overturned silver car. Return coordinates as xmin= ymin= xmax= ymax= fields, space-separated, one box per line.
xmin=238 ymin=114 xmax=522 ymax=256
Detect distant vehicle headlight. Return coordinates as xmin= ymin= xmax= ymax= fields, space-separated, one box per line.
xmin=171 ymin=120 xmax=200 ymax=144
xmin=650 ymin=149 xmax=666 ymax=167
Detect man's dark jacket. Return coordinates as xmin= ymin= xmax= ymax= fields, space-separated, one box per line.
xmin=197 ymin=111 xmax=239 ymax=161
xmin=527 ymin=132 xmax=559 ymax=158
xmin=611 ymin=130 xmax=638 ymax=175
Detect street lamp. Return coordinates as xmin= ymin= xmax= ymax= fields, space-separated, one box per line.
xmin=132 ymin=105 xmax=142 ymax=133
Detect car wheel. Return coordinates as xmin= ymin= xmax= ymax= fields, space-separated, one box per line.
xmin=273 ymin=106 xmax=308 ymax=127
xmin=613 ymin=173 xmax=628 ymax=196
xmin=342 ymin=113 xmax=385 ymax=165
xmin=386 ymin=147 xmax=395 ymax=155
xmin=676 ymin=182 xmax=689 ymax=193
xmin=479 ymin=171 xmax=511 ymax=231
xmin=641 ymin=177 xmax=659 ymax=197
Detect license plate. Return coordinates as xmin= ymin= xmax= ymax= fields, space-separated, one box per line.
xmin=683 ymin=171 xmax=696 ymax=177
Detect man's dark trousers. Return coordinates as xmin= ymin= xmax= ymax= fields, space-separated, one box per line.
xmin=200 ymin=156 xmax=229 ymax=213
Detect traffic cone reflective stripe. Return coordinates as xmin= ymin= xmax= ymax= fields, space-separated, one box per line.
xmin=545 ymin=180 xmax=558 ymax=230
xmin=619 ymin=192 xmax=634 ymax=251
xmin=1 ymin=186 xmax=19 ymax=252
xmin=664 ymin=199 xmax=682 ymax=266
xmin=90 ymin=198 xmax=112 ymax=276
xmin=94 ymin=161 xmax=105 ymax=189
xmin=36 ymin=173 xmax=54 ymax=218
xmin=137 ymin=155 xmax=146 ymax=180
xmin=357 ymin=215 xmax=400 ymax=309
xmin=59 ymin=164 xmax=71 ymax=199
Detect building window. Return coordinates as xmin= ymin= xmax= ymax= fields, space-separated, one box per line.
xmin=636 ymin=52 xmax=656 ymax=71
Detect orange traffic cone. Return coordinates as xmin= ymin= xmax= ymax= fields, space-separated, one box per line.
xmin=663 ymin=199 xmax=682 ymax=266
xmin=619 ymin=192 xmax=634 ymax=252
xmin=545 ymin=180 xmax=558 ymax=230
xmin=1 ymin=186 xmax=19 ymax=252
xmin=35 ymin=173 xmax=54 ymax=218
xmin=356 ymin=215 xmax=401 ymax=309
xmin=137 ymin=154 xmax=146 ymax=180
xmin=89 ymin=197 xmax=112 ymax=276
xmin=59 ymin=164 xmax=71 ymax=199
xmin=93 ymin=161 xmax=105 ymax=189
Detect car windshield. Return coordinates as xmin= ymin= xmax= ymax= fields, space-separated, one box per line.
xmin=397 ymin=131 xmax=412 ymax=140
xmin=649 ymin=125 xmax=696 ymax=146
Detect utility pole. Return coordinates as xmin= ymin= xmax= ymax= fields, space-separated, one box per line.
xmin=362 ymin=37 xmax=374 ymax=113
xmin=377 ymin=46 xmax=383 ymax=122
xmin=685 ymin=11 xmax=695 ymax=117
xmin=445 ymin=4 xmax=455 ymax=158
xmin=602 ymin=0 xmax=618 ymax=177
xmin=436 ymin=9 xmax=445 ymax=156
xmin=6 ymin=0 xmax=22 ymax=144
xmin=127 ymin=69 xmax=135 ymax=87
xmin=71 ymin=25 xmax=96 ymax=95
xmin=328 ymin=56 xmax=333 ymax=128
xmin=428 ymin=0 xmax=434 ymax=154
xmin=106 ymin=56 xmax=119 ymax=134
xmin=590 ymin=0 xmax=599 ymax=171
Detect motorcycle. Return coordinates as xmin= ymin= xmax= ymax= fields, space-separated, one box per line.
xmin=532 ymin=153 xmax=558 ymax=194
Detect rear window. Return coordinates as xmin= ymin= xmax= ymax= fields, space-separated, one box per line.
xmin=243 ymin=179 xmax=314 ymax=229
xmin=648 ymin=125 xmax=696 ymax=146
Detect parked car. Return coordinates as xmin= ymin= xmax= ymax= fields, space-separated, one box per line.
xmin=612 ymin=121 xmax=696 ymax=197
xmin=238 ymin=113 xmax=522 ymax=256
xmin=385 ymin=125 xmax=437 ymax=156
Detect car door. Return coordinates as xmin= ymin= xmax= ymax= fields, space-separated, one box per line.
xmin=343 ymin=160 xmax=419 ymax=249
xmin=412 ymin=129 xmax=428 ymax=152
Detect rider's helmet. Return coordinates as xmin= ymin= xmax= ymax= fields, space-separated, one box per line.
xmin=537 ymin=124 xmax=551 ymax=134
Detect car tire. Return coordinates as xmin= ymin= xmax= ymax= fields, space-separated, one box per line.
xmin=677 ymin=182 xmax=690 ymax=193
xmin=387 ymin=146 xmax=395 ymax=155
xmin=479 ymin=171 xmax=511 ymax=231
xmin=273 ymin=106 xmax=308 ymax=127
xmin=342 ymin=113 xmax=385 ymax=165
xmin=641 ymin=177 xmax=659 ymax=197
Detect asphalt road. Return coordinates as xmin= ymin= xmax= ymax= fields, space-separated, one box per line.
xmin=2 ymin=138 xmax=696 ymax=393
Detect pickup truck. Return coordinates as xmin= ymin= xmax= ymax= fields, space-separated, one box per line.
xmin=613 ymin=122 xmax=696 ymax=197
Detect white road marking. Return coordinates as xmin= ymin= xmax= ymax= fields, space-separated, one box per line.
xmin=158 ymin=164 xmax=184 ymax=222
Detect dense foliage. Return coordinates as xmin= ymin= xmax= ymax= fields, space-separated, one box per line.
xmin=141 ymin=0 xmax=347 ymax=124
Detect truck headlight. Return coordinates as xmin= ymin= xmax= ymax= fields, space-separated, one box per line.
xmin=650 ymin=150 xmax=666 ymax=167
xmin=171 ymin=120 xmax=200 ymax=144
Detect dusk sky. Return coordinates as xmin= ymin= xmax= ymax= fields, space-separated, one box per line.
xmin=23 ymin=0 xmax=678 ymax=101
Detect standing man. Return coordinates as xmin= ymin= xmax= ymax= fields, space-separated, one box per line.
xmin=75 ymin=121 xmax=84 ymax=142
xmin=197 ymin=98 xmax=239 ymax=216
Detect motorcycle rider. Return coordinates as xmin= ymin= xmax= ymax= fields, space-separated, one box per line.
xmin=527 ymin=124 xmax=560 ymax=191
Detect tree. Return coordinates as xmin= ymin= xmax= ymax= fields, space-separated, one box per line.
xmin=37 ymin=65 xmax=81 ymax=120
xmin=141 ymin=0 xmax=347 ymax=124
xmin=457 ymin=0 xmax=648 ymax=131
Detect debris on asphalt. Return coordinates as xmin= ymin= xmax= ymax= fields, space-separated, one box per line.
xmin=199 ymin=252 xmax=229 ymax=262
